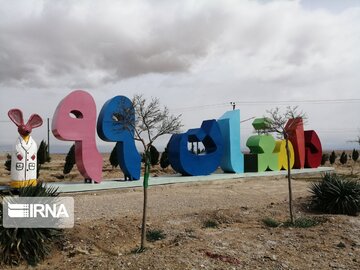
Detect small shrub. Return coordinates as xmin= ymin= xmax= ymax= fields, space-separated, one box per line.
xmin=146 ymin=229 xmax=166 ymax=242
xmin=203 ymin=219 xmax=219 ymax=228
xmin=0 ymin=182 xmax=62 ymax=266
xmin=310 ymin=173 xmax=360 ymax=216
xmin=109 ymin=145 xmax=119 ymax=168
xmin=160 ymin=147 xmax=170 ymax=169
xmin=4 ymin=153 xmax=11 ymax=171
xmin=283 ymin=217 xmax=320 ymax=228
xmin=339 ymin=152 xmax=348 ymax=165
xmin=329 ymin=151 xmax=336 ymax=165
xmin=149 ymin=145 xmax=160 ymax=166
xmin=321 ymin=154 xmax=329 ymax=165
xmin=63 ymin=144 xmax=75 ymax=175
xmin=352 ymin=149 xmax=359 ymax=162
xmin=262 ymin=217 xmax=280 ymax=228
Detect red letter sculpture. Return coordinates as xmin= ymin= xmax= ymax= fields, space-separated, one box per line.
xmin=52 ymin=90 xmax=103 ymax=182
xmin=285 ymin=118 xmax=305 ymax=169
xmin=304 ymin=130 xmax=322 ymax=168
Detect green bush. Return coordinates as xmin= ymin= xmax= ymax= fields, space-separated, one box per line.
xmin=149 ymin=145 xmax=160 ymax=166
xmin=0 ymin=182 xmax=62 ymax=266
xmin=63 ymin=144 xmax=75 ymax=175
xmin=109 ymin=145 xmax=119 ymax=168
xmin=352 ymin=149 xmax=359 ymax=162
xmin=321 ymin=154 xmax=329 ymax=165
xmin=203 ymin=219 xmax=219 ymax=228
xmin=146 ymin=229 xmax=166 ymax=242
xmin=339 ymin=151 xmax=348 ymax=165
xmin=329 ymin=151 xmax=336 ymax=165
xmin=262 ymin=217 xmax=280 ymax=228
xmin=283 ymin=217 xmax=320 ymax=228
xmin=4 ymin=153 xmax=11 ymax=172
xmin=310 ymin=173 xmax=360 ymax=216
xmin=160 ymin=147 xmax=170 ymax=169
xmin=262 ymin=217 xmax=320 ymax=228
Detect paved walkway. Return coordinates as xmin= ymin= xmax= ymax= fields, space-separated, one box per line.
xmin=52 ymin=167 xmax=334 ymax=193
xmin=0 ymin=167 xmax=334 ymax=193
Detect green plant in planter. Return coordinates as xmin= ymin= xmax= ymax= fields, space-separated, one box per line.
xmin=0 ymin=182 xmax=62 ymax=266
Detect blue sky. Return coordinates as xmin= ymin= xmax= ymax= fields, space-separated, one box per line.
xmin=0 ymin=0 xmax=359 ymax=152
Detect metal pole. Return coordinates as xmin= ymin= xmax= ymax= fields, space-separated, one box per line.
xmin=47 ymin=118 xmax=50 ymax=156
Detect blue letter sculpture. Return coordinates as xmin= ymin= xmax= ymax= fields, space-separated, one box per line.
xmin=168 ymin=120 xmax=223 ymax=176
xmin=97 ymin=96 xmax=141 ymax=180
xmin=217 ymin=110 xmax=244 ymax=173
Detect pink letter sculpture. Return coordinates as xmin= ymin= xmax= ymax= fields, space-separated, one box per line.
xmin=52 ymin=90 xmax=103 ymax=182
xmin=8 ymin=109 xmax=43 ymax=188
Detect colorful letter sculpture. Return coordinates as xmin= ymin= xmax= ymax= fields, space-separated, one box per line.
xmin=217 ymin=110 xmax=244 ymax=173
xmin=252 ymin=117 xmax=271 ymax=130
xmin=97 ymin=96 xmax=141 ymax=180
xmin=44 ymin=90 xmax=324 ymax=181
xmin=8 ymin=109 xmax=43 ymax=188
xmin=244 ymin=118 xmax=278 ymax=172
xmin=285 ymin=118 xmax=305 ymax=169
xmin=168 ymin=120 xmax=224 ymax=176
xmin=304 ymin=130 xmax=322 ymax=168
xmin=245 ymin=134 xmax=278 ymax=172
xmin=52 ymin=90 xmax=103 ymax=182
xmin=274 ymin=139 xmax=295 ymax=170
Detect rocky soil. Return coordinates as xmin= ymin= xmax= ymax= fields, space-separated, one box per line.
xmin=0 ymin=153 xmax=359 ymax=269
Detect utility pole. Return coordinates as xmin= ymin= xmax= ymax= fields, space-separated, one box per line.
xmin=230 ymin=102 xmax=236 ymax=110
xmin=47 ymin=118 xmax=50 ymax=157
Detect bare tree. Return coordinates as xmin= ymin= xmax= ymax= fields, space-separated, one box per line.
xmin=114 ymin=94 xmax=182 ymax=251
xmin=262 ymin=106 xmax=306 ymax=224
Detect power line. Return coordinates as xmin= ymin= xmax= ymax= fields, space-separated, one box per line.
xmin=171 ymin=98 xmax=360 ymax=112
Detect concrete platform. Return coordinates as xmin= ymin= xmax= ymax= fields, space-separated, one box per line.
xmin=0 ymin=167 xmax=334 ymax=194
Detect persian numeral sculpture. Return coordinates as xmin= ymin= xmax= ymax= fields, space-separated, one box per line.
xmin=304 ymin=130 xmax=322 ymax=168
xmin=52 ymin=90 xmax=103 ymax=182
xmin=168 ymin=120 xmax=224 ymax=176
xmin=8 ymin=109 xmax=43 ymax=188
xmin=217 ymin=110 xmax=244 ymax=173
xmin=97 ymin=95 xmax=141 ymax=180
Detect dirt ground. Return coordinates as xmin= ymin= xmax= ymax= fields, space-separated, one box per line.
xmin=0 ymin=153 xmax=359 ymax=270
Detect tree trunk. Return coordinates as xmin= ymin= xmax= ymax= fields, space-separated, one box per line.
xmin=285 ymin=138 xmax=295 ymax=224
xmin=140 ymin=151 xmax=150 ymax=250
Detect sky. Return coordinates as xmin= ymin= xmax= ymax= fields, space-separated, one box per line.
xmin=0 ymin=0 xmax=359 ymax=153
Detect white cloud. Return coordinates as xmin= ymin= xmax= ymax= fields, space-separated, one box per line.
xmin=0 ymin=0 xmax=359 ymax=151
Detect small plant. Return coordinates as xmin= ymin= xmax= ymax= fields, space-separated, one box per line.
xmin=262 ymin=217 xmax=280 ymax=228
xmin=283 ymin=217 xmax=320 ymax=228
xmin=109 ymin=145 xmax=119 ymax=169
xmin=339 ymin=151 xmax=348 ymax=165
xmin=329 ymin=151 xmax=337 ymax=165
xmin=63 ymin=144 xmax=75 ymax=175
xmin=310 ymin=173 xmax=360 ymax=216
xmin=146 ymin=229 xmax=166 ymax=242
xmin=4 ymin=153 xmax=11 ymax=171
xmin=203 ymin=219 xmax=219 ymax=228
xmin=149 ymin=145 xmax=160 ymax=166
xmin=321 ymin=153 xmax=329 ymax=165
xmin=160 ymin=147 xmax=170 ymax=169
xmin=0 ymin=182 xmax=62 ymax=266
xmin=352 ymin=149 xmax=359 ymax=162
